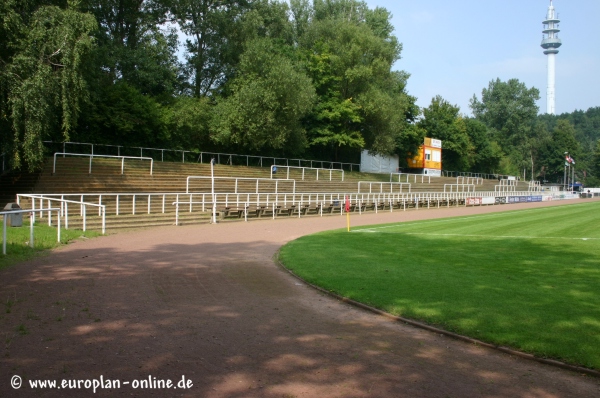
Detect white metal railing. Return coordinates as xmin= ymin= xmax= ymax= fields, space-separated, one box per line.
xmin=171 ymin=191 xmax=557 ymax=224
xmin=528 ymin=181 xmax=542 ymax=191
xmin=16 ymin=190 xmax=565 ymax=230
xmin=495 ymin=185 xmax=517 ymax=192
xmin=444 ymin=184 xmax=476 ymax=193
xmin=186 ymin=176 xmax=296 ymax=194
xmin=498 ymin=179 xmax=518 ymax=186
xmin=358 ymin=181 xmax=411 ymax=193
xmin=457 ymin=176 xmax=483 ymax=185
xmin=271 ymin=165 xmax=344 ymax=181
xmin=1 ymin=207 xmax=61 ymax=255
xmin=390 ymin=173 xmax=431 ymax=184
xmin=17 ymin=194 xmax=106 ymax=234
xmin=53 ymin=152 xmax=153 ymax=175
xmin=43 ymin=141 xmax=360 ymax=171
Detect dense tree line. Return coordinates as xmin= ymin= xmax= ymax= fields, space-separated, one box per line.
xmin=1 ymin=0 xmax=598 ymax=186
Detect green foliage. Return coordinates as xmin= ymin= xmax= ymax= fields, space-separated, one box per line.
xmin=470 ymin=78 xmax=541 ymax=176
xmin=537 ymin=120 xmax=580 ymax=183
xmin=81 ymin=0 xmax=179 ymax=97
xmin=418 ymin=96 xmax=472 ymax=171
xmin=2 ymin=4 xmax=96 ymax=172
xmin=299 ymin=4 xmax=414 ymax=160
xmin=593 ymin=140 xmax=600 ymax=178
xmin=0 ymin=220 xmax=100 ymax=270
xmin=1 ymin=0 xmax=419 ymax=169
xmin=537 ymin=107 xmax=600 ymax=185
xmin=211 ymin=38 xmax=315 ymax=155
xmin=464 ymin=118 xmax=502 ymax=173
xmin=78 ymin=81 xmax=167 ymax=147
xmin=170 ymin=0 xmax=250 ymax=97
xmin=163 ymin=96 xmax=213 ymax=151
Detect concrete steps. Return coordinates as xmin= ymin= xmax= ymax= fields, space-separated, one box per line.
xmin=9 ymin=156 xmax=534 ymax=233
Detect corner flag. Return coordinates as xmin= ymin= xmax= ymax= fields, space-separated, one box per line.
xmin=345 ymin=196 xmax=351 ymax=232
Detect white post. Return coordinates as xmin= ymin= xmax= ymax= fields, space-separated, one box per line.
xmin=29 ymin=212 xmax=34 ymax=248
xmin=211 ymin=158 xmax=217 ymax=224
xmin=57 ymin=210 xmax=61 ymax=242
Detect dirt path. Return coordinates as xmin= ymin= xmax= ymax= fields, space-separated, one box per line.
xmin=1 ymin=200 xmax=599 ymax=397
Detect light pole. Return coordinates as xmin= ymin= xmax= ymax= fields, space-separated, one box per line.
xmin=211 ymin=158 xmax=216 ymax=224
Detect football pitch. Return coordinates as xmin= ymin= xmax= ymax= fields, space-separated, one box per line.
xmin=278 ymin=201 xmax=600 ymax=370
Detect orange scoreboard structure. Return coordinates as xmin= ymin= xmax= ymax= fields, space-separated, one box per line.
xmin=407 ymin=137 xmax=442 ymax=176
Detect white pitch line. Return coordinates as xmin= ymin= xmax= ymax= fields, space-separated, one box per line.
xmin=392 ymin=232 xmax=598 ymax=241
xmin=351 ymin=203 xmax=595 ymax=234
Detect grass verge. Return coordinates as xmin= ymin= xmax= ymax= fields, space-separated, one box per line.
xmin=278 ymin=201 xmax=600 ymax=370
xmin=0 ymin=220 xmax=100 ymax=270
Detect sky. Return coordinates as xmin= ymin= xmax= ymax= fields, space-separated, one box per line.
xmin=363 ymin=0 xmax=600 ymax=116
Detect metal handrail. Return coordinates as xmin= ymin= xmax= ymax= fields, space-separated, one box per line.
xmin=53 ymin=152 xmax=153 ymax=175
xmin=271 ymin=165 xmax=345 ymax=181
xmin=1 ymin=207 xmax=61 ymax=255
xmin=171 ymin=191 xmax=559 ymax=224
xmin=390 ymin=172 xmax=431 ymax=184
xmin=444 ymin=184 xmax=476 ymax=193
xmin=186 ymin=176 xmax=296 ymax=194
xmin=457 ymin=176 xmax=483 ymax=185
xmin=43 ymin=141 xmax=360 ymax=171
xmin=16 ymin=190 xmax=562 ymax=230
xmin=17 ymin=194 xmax=106 ymax=234
xmin=358 ymin=181 xmax=411 ymax=193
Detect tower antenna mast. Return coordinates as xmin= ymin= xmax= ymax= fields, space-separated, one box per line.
xmin=541 ymin=0 xmax=562 ymax=114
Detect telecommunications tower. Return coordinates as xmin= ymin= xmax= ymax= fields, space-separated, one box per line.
xmin=541 ymin=1 xmax=562 ymax=114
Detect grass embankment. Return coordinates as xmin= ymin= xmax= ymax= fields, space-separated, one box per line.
xmin=0 ymin=220 xmax=100 ymax=269
xmin=279 ymin=201 xmax=600 ymax=370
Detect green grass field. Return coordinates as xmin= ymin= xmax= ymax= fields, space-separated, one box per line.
xmin=0 ymin=220 xmax=100 ymax=270
xmin=278 ymin=201 xmax=600 ymax=370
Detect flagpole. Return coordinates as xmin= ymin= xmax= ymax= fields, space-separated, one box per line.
xmin=563 ymin=152 xmax=568 ymax=191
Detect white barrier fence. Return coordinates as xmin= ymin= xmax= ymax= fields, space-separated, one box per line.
xmin=271 ymin=165 xmax=345 ymax=181
xmin=15 ymin=191 xmax=574 ymax=231
xmin=1 ymin=208 xmax=60 ymax=255
xmin=53 ymin=152 xmax=153 ymax=175
xmin=358 ymin=181 xmax=411 ymax=193
xmin=390 ymin=173 xmax=431 ymax=183
xmin=186 ymin=176 xmax=296 ymax=194
xmin=17 ymin=195 xmax=106 ymax=234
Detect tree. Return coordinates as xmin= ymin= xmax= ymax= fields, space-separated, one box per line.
xmin=470 ymin=78 xmax=540 ymax=175
xmin=169 ymin=0 xmax=250 ymax=98
xmin=299 ymin=2 xmax=415 ymax=161
xmin=589 ymin=139 xmax=600 ymax=186
xmin=76 ymin=81 xmax=167 ymax=147
xmin=210 ymin=38 xmax=316 ymax=155
xmin=418 ymin=96 xmax=472 ymax=171
xmin=461 ymin=118 xmax=502 ymax=174
xmin=538 ymin=119 xmax=580 ymax=183
xmin=80 ymin=0 xmax=179 ymax=98
xmin=1 ymin=3 xmax=96 ymax=171
xmin=163 ymin=96 xmax=213 ymax=152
